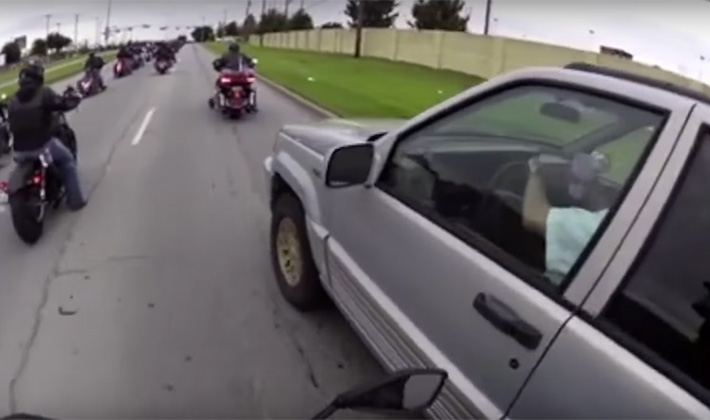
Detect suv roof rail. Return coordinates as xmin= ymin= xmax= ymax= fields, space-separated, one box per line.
xmin=564 ymin=62 xmax=710 ymax=106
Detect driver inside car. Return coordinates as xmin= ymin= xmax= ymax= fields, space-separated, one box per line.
xmin=522 ymin=152 xmax=609 ymax=285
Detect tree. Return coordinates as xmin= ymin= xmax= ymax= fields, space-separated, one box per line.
xmin=46 ymin=32 xmax=72 ymax=53
xmin=408 ymin=0 xmax=468 ymax=31
xmin=30 ymin=38 xmax=48 ymax=56
xmin=1 ymin=42 xmax=21 ymax=65
xmin=345 ymin=0 xmax=398 ymax=28
xmin=216 ymin=24 xmax=226 ymax=39
xmin=190 ymin=25 xmax=215 ymax=42
xmin=320 ymin=22 xmax=343 ymax=29
xmin=242 ymin=14 xmax=257 ymax=39
xmin=288 ymin=8 xmax=314 ymax=30
xmin=257 ymin=8 xmax=288 ymax=34
xmin=225 ymin=21 xmax=239 ymax=36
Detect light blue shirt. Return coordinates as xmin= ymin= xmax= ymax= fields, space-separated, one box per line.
xmin=545 ymin=207 xmax=609 ymax=285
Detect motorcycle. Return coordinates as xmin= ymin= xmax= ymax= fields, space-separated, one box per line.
xmin=208 ymin=59 xmax=258 ymax=120
xmin=132 ymin=53 xmax=144 ymax=70
xmin=0 ymin=368 xmax=448 ymax=420
xmin=3 ymin=86 xmax=80 ymax=245
xmin=76 ymin=69 xmax=104 ymax=97
xmin=0 ymin=93 xmax=11 ymax=155
xmin=154 ymin=57 xmax=171 ymax=74
xmin=113 ymin=58 xmax=133 ymax=78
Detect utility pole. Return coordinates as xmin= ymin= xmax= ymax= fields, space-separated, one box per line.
xmin=104 ymin=0 xmax=112 ymax=45
xmin=44 ymin=14 xmax=52 ymax=38
xmin=223 ymin=9 xmax=228 ymax=27
xmin=74 ymin=14 xmax=79 ymax=47
xmin=246 ymin=0 xmax=252 ymax=17
xmin=259 ymin=0 xmax=266 ymax=46
xmin=56 ymin=22 xmax=62 ymax=35
xmin=95 ymin=17 xmax=101 ymax=46
xmin=483 ymin=0 xmax=492 ymax=35
xmin=300 ymin=0 xmax=304 ymax=10
xmin=284 ymin=0 xmax=293 ymax=18
xmin=354 ymin=0 xmax=364 ymax=58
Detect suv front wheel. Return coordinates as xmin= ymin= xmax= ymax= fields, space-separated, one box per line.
xmin=270 ymin=192 xmax=325 ymax=311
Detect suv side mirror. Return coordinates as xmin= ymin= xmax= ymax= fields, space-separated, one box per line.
xmin=325 ymin=143 xmax=374 ymax=188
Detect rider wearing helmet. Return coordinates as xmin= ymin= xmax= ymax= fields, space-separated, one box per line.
xmin=213 ymin=42 xmax=257 ymax=110
xmin=6 ymin=59 xmax=86 ymax=210
xmin=83 ymin=51 xmax=106 ymax=90
xmin=155 ymin=41 xmax=176 ymax=63
xmin=215 ymin=42 xmax=254 ymax=70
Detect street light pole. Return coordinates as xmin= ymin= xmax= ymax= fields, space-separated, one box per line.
xmin=104 ymin=0 xmax=112 ymax=45
xmin=45 ymin=14 xmax=52 ymax=38
xmin=74 ymin=14 xmax=80 ymax=47
xmin=354 ymin=0 xmax=364 ymax=58
xmin=259 ymin=0 xmax=266 ymax=46
xmin=483 ymin=0 xmax=492 ymax=35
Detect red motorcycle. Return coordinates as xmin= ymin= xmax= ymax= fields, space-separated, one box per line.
xmin=113 ymin=58 xmax=133 ymax=78
xmin=208 ymin=62 xmax=257 ymax=119
xmin=154 ymin=58 xmax=171 ymax=74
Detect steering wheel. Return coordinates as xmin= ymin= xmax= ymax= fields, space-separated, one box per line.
xmin=484 ymin=160 xmax=529 ymax=214
xmin=475 ymin=159 xmax=545 ymax=270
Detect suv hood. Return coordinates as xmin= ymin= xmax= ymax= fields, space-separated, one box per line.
xmin=281 ymin=118 xmax=406 ymax=156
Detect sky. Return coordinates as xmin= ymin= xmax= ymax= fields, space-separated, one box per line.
xmin=1 ymin=0 xmax=710 ymax=82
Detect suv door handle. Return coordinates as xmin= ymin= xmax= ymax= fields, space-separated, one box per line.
xmin=473 ymin=293 xmax=543 ymax=350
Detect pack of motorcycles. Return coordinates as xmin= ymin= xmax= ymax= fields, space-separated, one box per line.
xmin=0 ymin=39 xmax=259 ymax=244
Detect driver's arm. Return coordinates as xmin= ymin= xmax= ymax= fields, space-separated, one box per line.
xmin=522 ymin=159 xmax=551 ymax=236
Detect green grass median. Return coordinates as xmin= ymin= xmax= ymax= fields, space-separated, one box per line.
xmin=0 ymin=50 xmax=117 ymax=98
xmin=206 ymin=42 xmax=484 ymax=118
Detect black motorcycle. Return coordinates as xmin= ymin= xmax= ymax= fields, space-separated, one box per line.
xmin=0 ymin=369 xmax=447 ymax=419
xmin=0 ymin=93 xmax=11 ymax=155
xmin=6 ymin=86 xmax=79 ymax=245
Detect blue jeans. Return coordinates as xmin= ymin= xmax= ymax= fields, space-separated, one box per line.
xmin=14 ymin=138 xmax=85 ymax=209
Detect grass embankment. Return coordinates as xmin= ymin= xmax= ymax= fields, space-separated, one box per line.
xmin=0 ymin=50 xmax=118 ymax=97
xmin=206 ymin=42 xmax=484 ymax=118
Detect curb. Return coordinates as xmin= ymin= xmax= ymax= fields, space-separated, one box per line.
xmin=255 ymin=74 xmax=338 ymax=119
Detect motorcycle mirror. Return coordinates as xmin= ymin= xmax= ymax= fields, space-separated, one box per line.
xmin=1 ymin=94 xmax=6 ymax=100
xmin=312 ymin=368 xmax=448 ymax=419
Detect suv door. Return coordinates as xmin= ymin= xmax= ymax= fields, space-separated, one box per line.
xmin=324 ymin=81 xmax=669 ymax=418
xmin=509 ymin=106 xmax=710 ymax=419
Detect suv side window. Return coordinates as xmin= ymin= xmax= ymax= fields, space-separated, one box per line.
xmin=377 ymin=84 xmax=664 ymax=292
xmin=602 ymin=127 xmax=710 ymax=397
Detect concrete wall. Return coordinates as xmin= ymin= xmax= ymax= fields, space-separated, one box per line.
xmin=255 ymin=28 xmax=709 ymax=94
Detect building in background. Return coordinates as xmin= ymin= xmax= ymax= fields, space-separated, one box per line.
xmin=600 ymin=45 xmax=633 ymax=60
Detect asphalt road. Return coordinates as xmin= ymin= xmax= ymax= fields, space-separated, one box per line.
xmin=0 ymin=45 xmax=383 ymax=419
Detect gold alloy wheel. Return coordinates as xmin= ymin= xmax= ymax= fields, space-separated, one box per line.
xmin=276 ymin=217 xmax=303 ymax=287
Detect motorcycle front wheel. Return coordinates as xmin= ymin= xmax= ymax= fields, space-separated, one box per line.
xmin=9 ymin=191 xmax=44 ymax=245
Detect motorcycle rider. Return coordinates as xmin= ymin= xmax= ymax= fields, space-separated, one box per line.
xmin=83 ymin=51 xmax=106 ymax=90
xmin=213 ymin=42 xmax=257 ymax=110
xmin=155 ymin=41 xmax=176 ymax=65
xmin=6 ymin=59 xmax=86 ymax=210
xmin=116 ymin=43 xmax=132 ymax=60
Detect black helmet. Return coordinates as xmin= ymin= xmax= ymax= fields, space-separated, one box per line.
xmin=88 ymin=51 xmax=96 ymax=58
xmin=228 ymin=42 xmax=240 ymax=53
xmin=19 ymin=58 xmax=45 ymax=84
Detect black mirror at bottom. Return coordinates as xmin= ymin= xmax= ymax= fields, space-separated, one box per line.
xmin=312 ymin=368 xmax=448 ymax=419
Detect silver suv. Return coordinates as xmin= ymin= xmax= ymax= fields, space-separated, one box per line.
xmin=262 ymin=62 xmax=710 ymax=418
